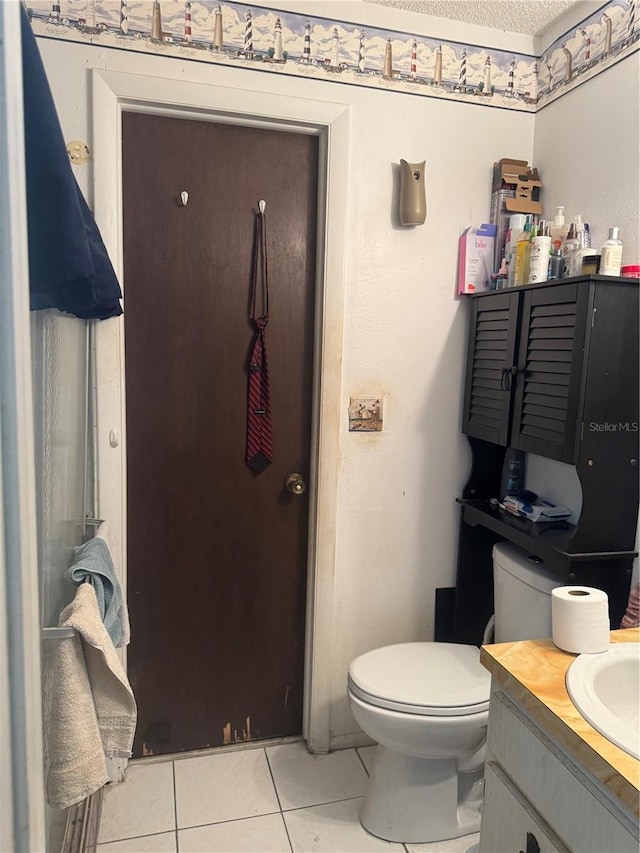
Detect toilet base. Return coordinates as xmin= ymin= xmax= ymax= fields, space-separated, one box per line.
xmin=359 ymin=745 xmax=482 ymax=844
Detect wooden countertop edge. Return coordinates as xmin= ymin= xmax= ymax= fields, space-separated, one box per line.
xmin=480 ymin=629 xmax=640 ymax=817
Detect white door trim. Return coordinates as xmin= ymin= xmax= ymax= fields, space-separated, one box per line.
xmin=92 ymin=69 xmax=349 ymax=753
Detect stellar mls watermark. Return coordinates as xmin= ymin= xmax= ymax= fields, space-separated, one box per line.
xmin=589 ymin=422 xmax=639 ymax=432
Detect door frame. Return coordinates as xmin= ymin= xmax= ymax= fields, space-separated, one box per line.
xmin=0 ymin=3 xmax=46 ymax=848
xmin=92 ymin=69 xmax=349 ymax=753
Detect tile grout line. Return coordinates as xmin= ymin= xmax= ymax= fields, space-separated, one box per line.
xmin=172 ymin=760 xmax=179 ymax=852
xmin=282 ymin=794 xmax=365 ymax=814
xmin=263 ymin=748 xmax=284 ymax=812
xmin=263 ymin=747 xmax=294 ymax=853
xmin=98 ymin=829 xmax=178 ymax=846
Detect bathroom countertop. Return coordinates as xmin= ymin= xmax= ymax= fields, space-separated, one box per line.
xmin=480 ymin=628 xmax=640 ymax=817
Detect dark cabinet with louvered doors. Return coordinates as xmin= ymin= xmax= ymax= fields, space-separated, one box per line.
xmin=451 ymin=275 xmax=639 ymax=646
xmin=462 ymin=277 xmax=625 ymax=464
xmin=461 ymin=290 xmax=519 ymax=445
xmin=510 ymin=281 xmax=589 ymax=462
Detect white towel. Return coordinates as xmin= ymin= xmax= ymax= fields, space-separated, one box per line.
xmin=46 ymin=584 xmax=137 ymax=809
xmin=95 ymin=520 xmax=131 ymax=646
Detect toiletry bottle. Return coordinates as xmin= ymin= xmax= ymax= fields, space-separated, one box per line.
xmin=561 ymin=222 xmax=579 ymax=277
xmin=548 ymin=248 xmax=564 ymax=280
xmin=575 ymin=249 xmax=597 ymax=276
xmin=514 ymin=215 xmax=532 ymax=286
xmin=500 ymin=448 xmax=525 ymax=500
xmin=550 ymin=206 xmax=568 ymax=251
xmin=496 ymin=257 xmax=508 ymax=289
xmin=506 ymin=214 xmax=526 ymax=288
xmin=600 ymin=227 xmax=623 ymax=276
xmin=528 ymin=224 xmax=552 ymax=283
xmin=523 ymin=220 xmax=536 ymax=285
xmin=572 ymin=218 xmax=593 ymax=277
xmin=581 ymin=254 xmax=600 ymax=276
xmin=583 ymin=223 xmax=592 ymax=248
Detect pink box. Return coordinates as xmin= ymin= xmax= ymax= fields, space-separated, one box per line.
xmin=458 ymin=224 xmax=496 ymax=294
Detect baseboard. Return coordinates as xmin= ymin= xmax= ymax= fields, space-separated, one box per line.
xmin=329 ymin=731 xmax=376 ymax=751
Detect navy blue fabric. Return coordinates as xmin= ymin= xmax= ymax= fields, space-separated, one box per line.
xmin=21 ymin=7 xmax=122 ymax=320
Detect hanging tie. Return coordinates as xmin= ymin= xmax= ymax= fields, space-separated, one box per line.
xmin=246 ymin=205 xmax=272 ymax=474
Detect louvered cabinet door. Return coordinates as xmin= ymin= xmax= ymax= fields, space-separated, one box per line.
xmin=510 ymin=282 xmax=590 ymax=462
xmin=462 ymin=292 xmax=520 ymax=445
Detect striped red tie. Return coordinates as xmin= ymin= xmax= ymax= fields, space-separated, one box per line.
xmin=246 ymin=210 xmax=272 ymax=473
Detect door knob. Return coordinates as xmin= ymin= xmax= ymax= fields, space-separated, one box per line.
xmin=285 ymin=473 xmax=306 ymax=495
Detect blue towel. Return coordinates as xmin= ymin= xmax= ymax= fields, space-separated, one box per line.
xmin=20 ymin=7 xmax=123 ymax=320
xmin=65 ymin=539 xmax=124 ymax=648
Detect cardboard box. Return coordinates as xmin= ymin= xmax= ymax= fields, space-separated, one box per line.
xmin=491 ymin=158 xmax=529 ymax=193
xmin=490 ymin=158 xmax=543 ymax=272
xmin=458 ymin=224 xmax=496 ymax=295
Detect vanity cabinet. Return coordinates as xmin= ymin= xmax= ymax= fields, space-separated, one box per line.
xmin=479 ymin=683 xmax=639 ymax=853
xmin=447 ymin=276 xmax=639 ymax=646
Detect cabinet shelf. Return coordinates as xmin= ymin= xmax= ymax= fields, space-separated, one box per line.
xmin=456 ymin=498 xmax=637 ymax=570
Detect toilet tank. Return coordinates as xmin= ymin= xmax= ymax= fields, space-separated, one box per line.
xmin=493 ymin=541 xmax=561 ymax=643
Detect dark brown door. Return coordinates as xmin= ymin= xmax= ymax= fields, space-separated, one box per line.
xmin=122 ymin=112 xmax=318 ymax=757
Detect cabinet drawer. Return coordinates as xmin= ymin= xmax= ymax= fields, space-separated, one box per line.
xmin=488 ymin=690 xmax=638 ymax=852
xmin=479 ymin=761 xmax=569 ymax=853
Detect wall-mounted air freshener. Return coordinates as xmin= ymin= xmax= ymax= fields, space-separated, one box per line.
xmin=398 ymin=160 xmax=426 ymax=226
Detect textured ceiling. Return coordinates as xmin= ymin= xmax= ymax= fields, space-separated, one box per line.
xmin=361 ymin=0 xmax=584 ymax=36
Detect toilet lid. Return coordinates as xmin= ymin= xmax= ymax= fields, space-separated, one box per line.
xmin=348 ymin=643 xmax=491 ymax=716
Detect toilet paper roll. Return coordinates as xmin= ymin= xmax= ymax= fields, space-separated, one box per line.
xmin=551 ymin=586 xmax=610 ymax=654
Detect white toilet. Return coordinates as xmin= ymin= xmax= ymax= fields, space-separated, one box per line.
xmin=347 ymin=541 xmax=560 ymax=844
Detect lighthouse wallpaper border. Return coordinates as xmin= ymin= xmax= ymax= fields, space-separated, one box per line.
xmin=27 ymin=1 xmax=639 ymax=112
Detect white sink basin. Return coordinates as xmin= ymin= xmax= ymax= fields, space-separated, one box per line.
xmin=566 ymin=643 xmax=640 ymax=760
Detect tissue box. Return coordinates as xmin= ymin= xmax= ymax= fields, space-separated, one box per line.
xmin=458 ymin=224 xmax=496 ymax=294
xmin=503 ymin=495 xmax=571 ymax=522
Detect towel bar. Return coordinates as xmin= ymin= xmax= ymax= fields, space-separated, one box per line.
xmin=42 ymin=626 xmax=77 ymax=640
xmin=42 ymin=518 xmax=103 ymax=638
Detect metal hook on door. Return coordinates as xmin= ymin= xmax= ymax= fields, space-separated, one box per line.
xmin=258 ymin=199 xmax=266 ymax=215
xmin=180 ymin=191 xmax=189 ymax=207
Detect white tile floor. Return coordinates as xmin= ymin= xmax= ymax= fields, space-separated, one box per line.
xmin=97 ymin=740 xmax=479 ymax=853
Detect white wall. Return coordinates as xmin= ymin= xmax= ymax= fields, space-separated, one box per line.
xmin=533 ymin=52 xmax=640 ymax=592
xmin=533 ymin=53 xmax=640 ymax=261
xmin=37 ymin=8 xmax=538 ymax=747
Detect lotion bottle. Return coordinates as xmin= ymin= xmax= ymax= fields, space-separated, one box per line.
xmin=528 ymin=226 xmax=552 ymax=283
xmin=600 ymin=227 xmax=623 ymax=275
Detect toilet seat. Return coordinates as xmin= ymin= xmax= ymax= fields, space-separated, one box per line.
xmin=348 ymin=642 xmax=491 ymax=717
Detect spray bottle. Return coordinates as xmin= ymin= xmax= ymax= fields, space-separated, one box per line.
xmin=561 ymin=222 xmax=580 ymax=277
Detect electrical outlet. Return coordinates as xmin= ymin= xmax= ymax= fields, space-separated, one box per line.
xmin=348 ymin=397 xmax=383 ymax=432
